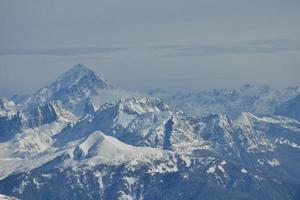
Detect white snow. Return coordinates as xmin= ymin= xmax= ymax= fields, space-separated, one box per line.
xmin=220 ymin=160 xmax=226 ymax=165
xmin=94 ymin=171 xmax=105 ymax=193
xmin=275 ymin=138 xmax=300 ymax=149
xmin=254 ymin=175 xmax=263 ymax=181
xmin=33 ymin=178 xmax=42 ymax=189
xmin=241 ymin=168 xmax=248 ymax=174
xmin=257 ymin=159 xmax=265 ymax=166
xmin=0 ymin=98 xmax=17 ymax=118
xmin=207 ymin=165 xmax=216 ymax=174
xmin=268 ymin=158 xmax=280 ymax=167
xmin=73 ymin=131 xmax=136 ymax=161
xmin=123 ymin=176 xmax=136 ymax=187
xmin=0 ymin=194 xmax=19 ymax=200
xmin=218 ymin=165 xmax=226 ymax=174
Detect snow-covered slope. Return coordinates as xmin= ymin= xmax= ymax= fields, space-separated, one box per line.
xmin=0 ymin=101 xmax=80 ymax=180
xmin=0 ymin=131 xmax=296 ymax=200
xmin=1 ymin=128 xmax=296 ymax=200
xmin=0 ymin=194 xmax=19 ymax=200
xmin=54 ymin=131 xmax=178 ymax=172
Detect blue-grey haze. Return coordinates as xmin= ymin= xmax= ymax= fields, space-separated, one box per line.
xmin=0 ymin=0 xmax=300 ymax=97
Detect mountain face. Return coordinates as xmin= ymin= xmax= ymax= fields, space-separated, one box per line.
xmin=0 ymin=98 xmax=23 ymax=141
xmin=275 ymin=94 xmax=300 ymax=122
xmin=0 ymin=65 xmax=300 ymax=200
xmin=21 ymin=101 xmax=77 ymax=128
xmin=19 ymin=64 xmax=106 ymax=116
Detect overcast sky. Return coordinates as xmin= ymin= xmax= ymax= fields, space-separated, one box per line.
xmin=1 ymin=0 xmax=300 ymax=97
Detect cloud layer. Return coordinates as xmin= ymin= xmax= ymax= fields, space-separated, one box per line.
xmin=0 ymin=0 xmax=300 ymax=96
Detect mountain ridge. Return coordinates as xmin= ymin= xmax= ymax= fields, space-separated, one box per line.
xmin=0 ymin=64 xmax=300 ymax=200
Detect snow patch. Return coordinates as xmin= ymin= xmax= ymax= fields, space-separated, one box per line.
xmin=207 ymin=165 xmax=216 ymax=174
xmin=241 ymin=168 xmax=248 ymax=174
xmin=0 ymin=194 xmax=19 ymax=200
xmin=220 ymin=160 xmax=226 ymax=166
xmin=268 ymin=158 xmax=280 ymax=167
xmin=218 ymin=165 xmax=226 ymax=174
xmin=275 ymin=138 xmax=300 ymax=149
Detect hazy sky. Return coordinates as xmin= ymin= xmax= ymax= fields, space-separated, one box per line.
xmin=1 ymin=0 xmax=300 ymax=97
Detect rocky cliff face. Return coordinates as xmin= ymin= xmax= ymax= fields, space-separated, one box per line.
xmin=0 ymin=98 xmax=23 ymax=141
xmin=276 ymin=94 xmax=300 ymax=122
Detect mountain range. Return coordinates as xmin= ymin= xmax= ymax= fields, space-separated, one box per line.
xmin=0 ymin=64 xmax=299 ymax=200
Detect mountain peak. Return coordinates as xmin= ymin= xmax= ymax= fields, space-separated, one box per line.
xmin=67 ymin=64 xmax=95 ymax=77
xmin=21 ymin=64 xmax=114 ymax=116
xmin=73 ymin=63 xmax=89 ymax=71
xmin=73 ymin=131 xmax=134 ymax=161
xmin=56 ymin=64 xmax=110 ymax=89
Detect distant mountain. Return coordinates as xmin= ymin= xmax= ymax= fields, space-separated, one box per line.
xmin=149 ymin=84 xmax=300 ymax=118
xmin=19 ymin=64 xmax=139 ymax=117
xmin=0 ymin=65 xmax=300 ymax=200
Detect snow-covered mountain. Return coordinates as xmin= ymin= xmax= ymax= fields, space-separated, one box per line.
xmin=149 ymin=84 xmax=300 ymax=118
xmin=19 ymin=64 xmax=139 ymax=117
xmin=55 ymin=97 xmax=209 ymax=155
xmin=0 ymin=65 xmax=299 ymax=200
